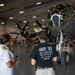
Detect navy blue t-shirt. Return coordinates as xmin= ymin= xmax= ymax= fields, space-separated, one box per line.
xmin=30 ymin=43 xmax=57 ymax=68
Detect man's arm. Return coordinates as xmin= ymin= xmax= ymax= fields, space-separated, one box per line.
xmin=52 ymin=56 xmax=57 ymax=62
xmin=31 ymin=58 xmax=36 ymax=65
xmin=6 ymin=56 xmax=18 ymax=68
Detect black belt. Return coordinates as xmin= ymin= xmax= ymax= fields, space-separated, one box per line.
xmin=37 ymin=66 xmax=52 ymax=69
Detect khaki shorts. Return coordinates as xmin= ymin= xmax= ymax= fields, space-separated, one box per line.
xmin=36 ymin=67 xmax=55 ymax=75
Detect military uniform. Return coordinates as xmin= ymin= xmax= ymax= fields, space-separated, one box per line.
xmin=0 ymin=44 xmax=14 ymax=75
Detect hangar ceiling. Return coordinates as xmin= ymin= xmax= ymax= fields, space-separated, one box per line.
xmin=0 ymin=0 xmax=75 ymax=38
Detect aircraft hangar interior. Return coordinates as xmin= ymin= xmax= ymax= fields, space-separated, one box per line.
xmin=0 ymin=0 xmax=75 ymax=75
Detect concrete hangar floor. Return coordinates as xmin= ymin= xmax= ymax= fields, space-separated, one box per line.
xmin=13 ymin=43 xmax=75 ymax=75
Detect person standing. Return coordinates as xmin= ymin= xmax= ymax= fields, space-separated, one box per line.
xmin=30 ymin=31 xmax=58 ymax=75
xmin=0 ymin=34 xmax=18 ymax=75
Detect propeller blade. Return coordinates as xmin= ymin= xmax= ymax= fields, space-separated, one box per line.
xmin=15 ymin=34 xmax=20 ymax=40
xmin=23 ymin=22 xmax=29 ymax=31
xmin=36 ymin=20 xmax=44 ymax=29
xmin=16 ymin=23 xmax=22 ymax=30
xmin=9 ymin=32 xmax=20 ymax=34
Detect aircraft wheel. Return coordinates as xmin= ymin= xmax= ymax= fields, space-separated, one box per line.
xmin=61 ymin=51 xmax=70 ymax=65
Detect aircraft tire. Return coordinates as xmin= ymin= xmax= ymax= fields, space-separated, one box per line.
xmin=61 ymin=51 xmax=70 ymax=65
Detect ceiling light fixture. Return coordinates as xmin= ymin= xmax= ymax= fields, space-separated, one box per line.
xmin=26 ymin=26 xmax=28 ymax=29
xmin=19 ymin=11 xmax=24 ymax=14
xmin=42 ymin=19 xmax=45 ymax=21
xmin=36 ymin=2 xmax=41 ymax=5
xmin=1 ymin=22 xmax=5 ymax=24
xmin=15 ymin=25 xmax=17 ymax=26
xmin=0 ymin=4 xmax=4 ymax=6
xmin=9 ymin=17 xmax=13 ymax=19
xmin=23 ymin=21 xmax=27 ymax=23
xmin=33 ymin=23 xmax=36 ymax=25
xmin=32 ymin=16 xmax=36 ymax=18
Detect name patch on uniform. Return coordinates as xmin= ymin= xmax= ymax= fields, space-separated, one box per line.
xmin=2 ymin=46 xmax=6 ymax=50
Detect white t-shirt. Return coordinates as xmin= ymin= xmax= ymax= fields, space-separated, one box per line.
xmin=0 ymin=44 xmax=14 ymax=75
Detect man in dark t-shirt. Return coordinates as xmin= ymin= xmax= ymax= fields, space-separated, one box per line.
xmin=30 ymin=31 xmax=57 ymax=75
